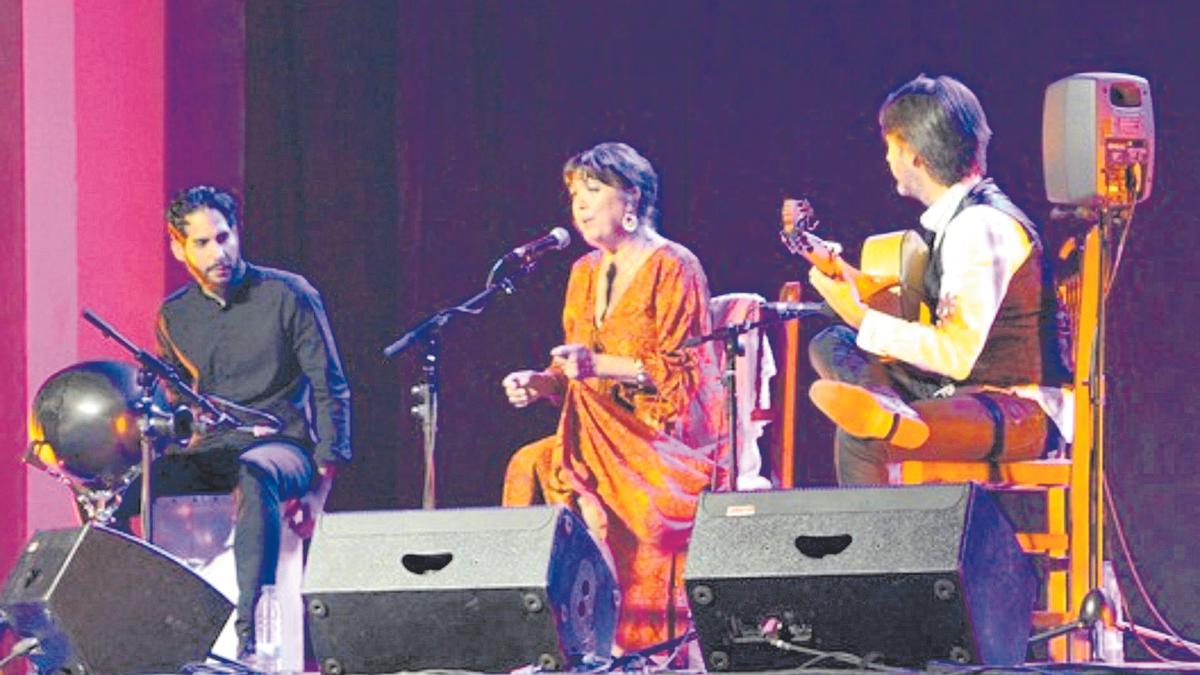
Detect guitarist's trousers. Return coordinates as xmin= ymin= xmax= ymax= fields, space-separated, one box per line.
xmin=810 ymin=324 xmax=1048 ymax=486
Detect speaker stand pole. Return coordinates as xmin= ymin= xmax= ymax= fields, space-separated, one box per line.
xmin=1078 ymin=206 xmax=1125 ymax=660
xmin=1061 ymin=205 xmax=1127 ymax=661
xmin=136 ymin=367 xmax=158 ymax=541
xmin=1082 ymin=207 xmax=1121 ymax=661
xmin=719 ymin=330 xmax=742 ymax=492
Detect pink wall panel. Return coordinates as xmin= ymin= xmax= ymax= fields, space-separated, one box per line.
xmin=22 ymin=0 xmax=81 ymax=543
xmin=17 ymin=0 xmax=169 ymax=549
xmin=0 ymin=0 xmax=27 ymax=593
xmin=73 ymin=0 xmax=164 ymax=359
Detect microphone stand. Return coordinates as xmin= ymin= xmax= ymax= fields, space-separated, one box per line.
xmin=382 ymin=254 xmax=547 ymax=510
xmin=683 ymin=302 xmax=827 ymax=492
xmin=82 ymin=309 xmax=241 ymax=541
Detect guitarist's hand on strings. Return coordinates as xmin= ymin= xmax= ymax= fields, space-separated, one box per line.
xmin=780 ymin=194 xmax=881 ymax=329
xmin=809 ymin=266 xmax=868 ymax=329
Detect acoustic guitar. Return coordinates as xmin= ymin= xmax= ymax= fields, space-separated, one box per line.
xmin=780 ymin=197 xmax=931 ymax=322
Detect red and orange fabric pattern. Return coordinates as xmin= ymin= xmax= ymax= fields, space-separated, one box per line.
xmin=503 ymin=241 xmax=727 ymax=651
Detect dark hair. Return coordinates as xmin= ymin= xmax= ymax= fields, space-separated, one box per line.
xmin=878 ymin=74 xmax=991 ymax=186
xmin=165 ymin=185 xmax=239 ymax=235
xmin=563 ymin=142 xmax=660 ymax=228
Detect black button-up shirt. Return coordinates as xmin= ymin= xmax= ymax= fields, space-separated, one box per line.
xmin=156 ymin=262 xmax=351 ymax=464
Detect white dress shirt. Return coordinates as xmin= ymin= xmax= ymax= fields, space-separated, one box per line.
xmin=855 ymin=176 xmax=1073 ymax=441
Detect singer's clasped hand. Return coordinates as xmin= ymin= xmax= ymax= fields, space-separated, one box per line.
xmin=501 ymin=369 xmax=559 ymax=408
xmin=549 ymin=343 xmax=596 ymax=380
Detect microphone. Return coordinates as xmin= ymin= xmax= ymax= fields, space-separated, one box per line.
xmin=507 ymin=227 xmax=571 ymax=260
xmin=143 ymin=403 xmax=196 ymax=444
xmin=760 ymin=301 xmax=833 ymax=318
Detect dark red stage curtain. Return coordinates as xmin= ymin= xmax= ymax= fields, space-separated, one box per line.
xmin=245 ymin=2 xmax=409 ymax=509
xmin=165 ymin=0 xmax=246 ymax=291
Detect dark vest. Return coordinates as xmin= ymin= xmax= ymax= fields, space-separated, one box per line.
xmin=923 ymin=179 xmax=1070 ymax=388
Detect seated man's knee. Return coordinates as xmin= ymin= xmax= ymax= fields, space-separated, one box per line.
xmin=809 ymin=324 xmax=858 ymax=372
xmin=239 ymin=442 xmax=315 ymax=499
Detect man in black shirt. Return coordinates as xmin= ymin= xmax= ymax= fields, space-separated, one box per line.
xmin=114 ymin=185 xmax=351 ymax=659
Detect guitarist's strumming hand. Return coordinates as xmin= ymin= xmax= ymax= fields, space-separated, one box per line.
xmin=780 ymin=195 xmax=899 ymax=327
xmin=809 ymin=266 xmax=867 ymax=329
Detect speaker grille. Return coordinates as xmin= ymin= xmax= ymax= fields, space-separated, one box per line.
xmin=685 ymin=484 xmax=1036 ymax=669
xmin=1 ymin=524 xmax=232 ymax=675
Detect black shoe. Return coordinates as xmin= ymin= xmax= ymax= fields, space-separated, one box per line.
xmin=235 ymin=646 xmax=263 ymax=673
xmin=236 ymin=627 xmax=256 ymax=664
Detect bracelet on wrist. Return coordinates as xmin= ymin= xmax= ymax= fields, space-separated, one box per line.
xmin=633 ymin=358 xmax=651 ymax=389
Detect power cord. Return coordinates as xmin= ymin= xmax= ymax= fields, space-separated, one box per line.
xmin=606 ymin=629 xmax=695 ymax=672
xmin=734 ymin=619 xmax=902 ymax=667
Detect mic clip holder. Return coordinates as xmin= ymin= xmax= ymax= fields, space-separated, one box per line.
xmin=499 ymin=248 xmax=543 ymax=267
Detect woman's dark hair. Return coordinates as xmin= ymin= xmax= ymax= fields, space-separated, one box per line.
xmin=563 ymin=142 xmax=660 ymax=227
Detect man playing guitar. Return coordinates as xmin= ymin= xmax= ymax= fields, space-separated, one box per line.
xmin=794 ymin=74 xmax=1070 ymax=485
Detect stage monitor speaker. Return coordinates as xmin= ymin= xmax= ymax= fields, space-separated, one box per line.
xmin=1043 ymin=72 xmax=1154 ymax=206
xmin=0 ymin=523 xmax=232 ymax=674
xmin=685 ymin=483 xmax=1037 ymax=670
xmin=303 ymin=505 xmax=618 ymax=674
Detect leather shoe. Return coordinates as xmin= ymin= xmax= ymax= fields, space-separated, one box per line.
xmin=808 ymin=379 xmax=929 ymax=449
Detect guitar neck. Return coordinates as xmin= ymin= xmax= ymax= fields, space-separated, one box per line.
xmin=787 ymin=229 xmax=903 ymax=301
xmin=779 ymin=198 xmax=906 ymax=307
xmin=790 ymin=233 xmax=844 ymax=278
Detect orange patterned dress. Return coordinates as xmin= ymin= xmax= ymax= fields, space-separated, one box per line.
xmin=502 ymin=241 xmax=728 ymax=652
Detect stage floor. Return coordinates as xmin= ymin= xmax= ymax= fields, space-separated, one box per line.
xmin=167 ymin=660 xmax=1200 ymax=674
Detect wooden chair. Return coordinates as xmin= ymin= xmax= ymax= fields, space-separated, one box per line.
xmin=709 ymin=292 xmax=778 ymax=491
xmin=892 ymin=225 xmax=1105 ymax=661
xmin=761 ymin=282 xmax=804 ymax=489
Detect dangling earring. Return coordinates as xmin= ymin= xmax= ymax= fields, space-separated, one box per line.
xmin=621 ymin=210 xmax=639 ymax=233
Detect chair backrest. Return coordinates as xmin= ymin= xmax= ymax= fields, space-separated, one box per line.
xmin=769 ymin=281 xmax=805 ymax=487
xmin=708 ymin=293 xmax=775 ymax=490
